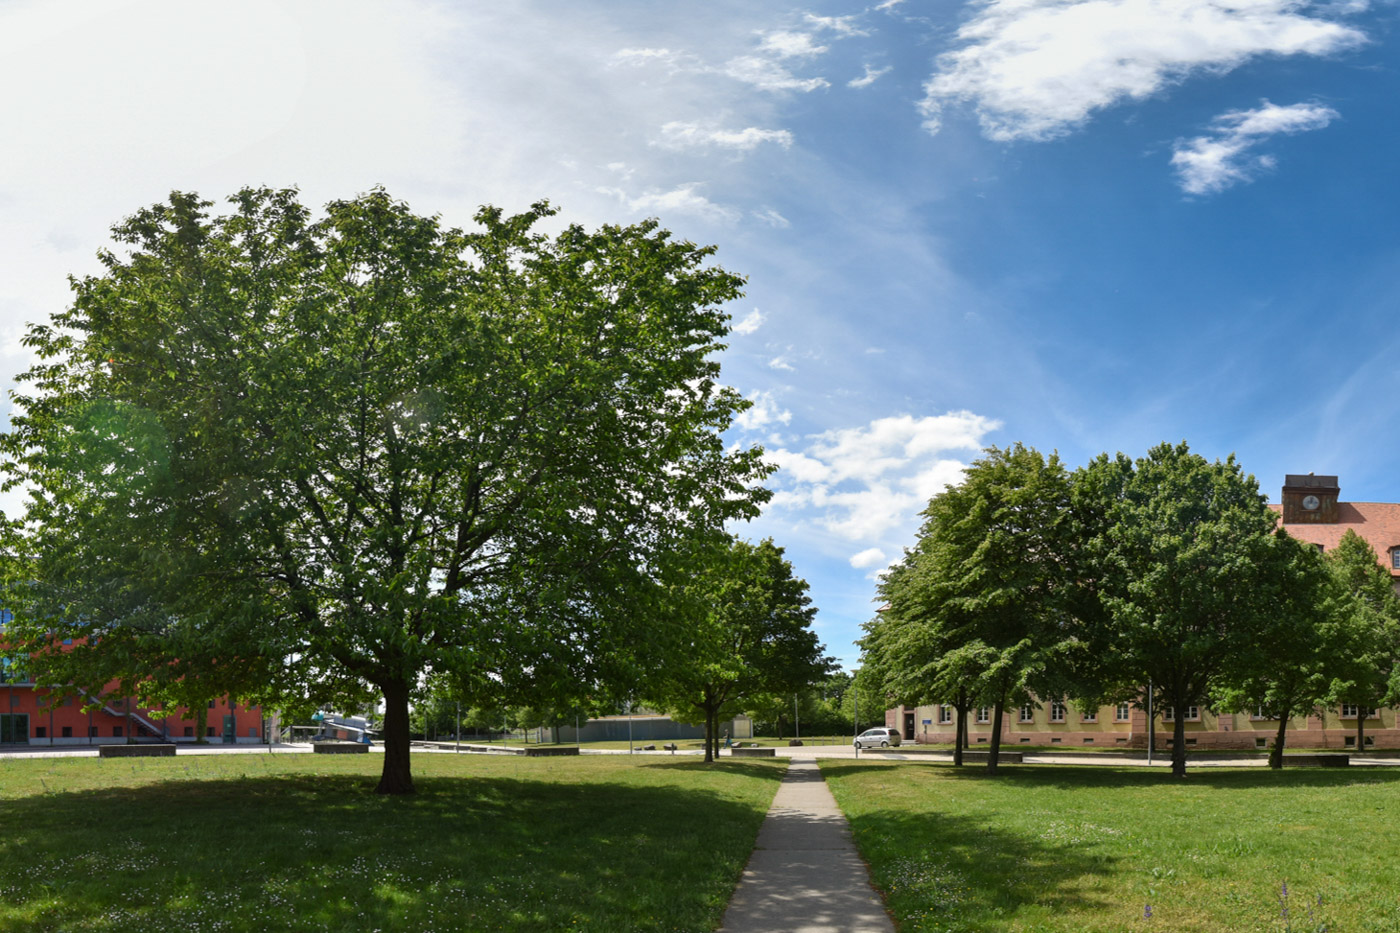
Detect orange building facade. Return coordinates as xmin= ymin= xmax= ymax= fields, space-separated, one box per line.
xmin=0 ymin=615 xmax=268 ymax=747
xmin=886 ymin=475 xmax=1400 ymax=751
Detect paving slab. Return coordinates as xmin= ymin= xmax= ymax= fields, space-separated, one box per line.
xmin=719 ymin=759 xmax=893 ymax=933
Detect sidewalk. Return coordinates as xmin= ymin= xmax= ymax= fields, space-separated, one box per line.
xmin=719 ymin=760 xmax=894 ymax=933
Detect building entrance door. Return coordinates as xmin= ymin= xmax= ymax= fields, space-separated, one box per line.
xmin=903 ymin=711 xmax=915 ymax=740
xmin=0 ymin=714 xmax=29 ymax=744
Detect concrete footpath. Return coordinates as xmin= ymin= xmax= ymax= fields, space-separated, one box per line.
xmin=719 ymin=760 xmax=894 ymax=933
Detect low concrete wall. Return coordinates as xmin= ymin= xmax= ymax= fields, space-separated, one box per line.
xmin=731 ymin=747 xmax=776 ymax=757
xmin=522 ymin=746 xmax=579 ymax=757
xmin=313 ymin=742 xmax=369 ymax=754
xmin=99 ymin=744 xmax=176 ymax=758
xmin=1282 ymin=754 xmax=1349 ymax=767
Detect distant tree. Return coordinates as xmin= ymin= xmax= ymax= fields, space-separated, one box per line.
xmin=647 ymin=536 xmax=833 ymax=762
xmin=1323 ymin=530 xmax=1400 ymax=751
xmin=0 ymin=188 xmax=769 ymax=793
xmin=1079 ymin=442 xmax=1290 ymax=778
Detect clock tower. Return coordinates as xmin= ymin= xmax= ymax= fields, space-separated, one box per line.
xmin=1281 ymin=473 xmax=1340 ymax=524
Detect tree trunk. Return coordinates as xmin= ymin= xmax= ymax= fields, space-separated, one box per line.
xmin=1270 ymin=708 xmax=1290 ymax=769
xmin=1171 ymin=707 xmax=1187 ymax=779
xmin=703 ymin=704 xmax=714 ymax=763
xmin=376 ymin=680 xmax=415 ymax=795
xmin=195 ymin=704 xmax=208 ymax=744
xmin=987 ymin=696 xmax=1005 ymax=775
xmin=954 ymin=689 xmax=967 ymax=767
xmin=1357 ymin=712 xmax=1365 ymax=754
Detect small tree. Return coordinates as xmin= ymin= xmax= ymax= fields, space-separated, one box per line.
xmin=647 ymin=535 xmax=833 ymax=762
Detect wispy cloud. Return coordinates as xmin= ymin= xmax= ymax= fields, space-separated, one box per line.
xmin=769 ymin=355 xmax=796 ymax=372
xmin=849 ymin=64 xmax=892 ymax=89
xmin=919 ymin=0 xmax=1366 ymax=141
xmin=803 ymin=13 xmax=869 ymax=38
xmin=655 ymin=121 xmax=794 ymax=151
xmin=1171 ymin=100 xmax=1338 ymax=195
xmin=732 ymin=308 xmax=766 ymax=335
xmin=595 ymin=182 xmax=739 ymax=223
xmin=751 ymin=207 xmax=791 ymax=228
xmin=758 ymin=29 xmax=829 ymax=58
xmin=724 ymin=55 xmax=830 ymax=92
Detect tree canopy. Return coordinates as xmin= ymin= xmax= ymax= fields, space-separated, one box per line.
xmin=1 ymin=188 xmax=770 ymax=793
xmin=646 ymin=535 xmax=833 ymax=762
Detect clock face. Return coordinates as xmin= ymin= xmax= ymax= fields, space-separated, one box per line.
xmin=1302 ymin=495 xmax=1321 ymax=511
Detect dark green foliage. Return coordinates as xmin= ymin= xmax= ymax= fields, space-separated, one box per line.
xmin=647 ymin=535 xmax=834 ymax=761
xmin=1 ymin=188 xmax=769 ymax=794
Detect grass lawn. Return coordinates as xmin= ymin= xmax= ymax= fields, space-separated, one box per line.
xmin=0 ymin=752 xmax=785 ymax=932
xmin=822 ymin=759 xmax=1400 ymax=932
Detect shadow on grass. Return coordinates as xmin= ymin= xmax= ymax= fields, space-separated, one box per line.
xmin=842 ymin=798 xmax=1120 ymax=927
xmin=0 ymin=768 xmax=773 ymax=932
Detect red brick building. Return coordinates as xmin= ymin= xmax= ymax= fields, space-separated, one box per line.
xmin=0 ymin=617 xmax=267 ymax=747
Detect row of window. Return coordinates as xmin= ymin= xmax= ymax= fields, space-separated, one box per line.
xmin=930 ymin=704 xmax=1381 ymax=724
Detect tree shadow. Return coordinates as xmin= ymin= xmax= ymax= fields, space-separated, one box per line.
xmin=0 ymin=765 xmax=774 ymax=932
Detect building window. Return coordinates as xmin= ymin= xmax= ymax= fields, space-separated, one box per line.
xmin=938 ymin=706 xmax=952 ymax=724
xmin=1164 ymin=707 xmax=1175 ymax=722
xmin=1115 ymin=703 xmax=1131 ymax=722
xmin=208 ymin=700 xmax=216 ymax=709
xmin=1080 ymin=709 xmax=1097 ymax=723
xmin=35 ymin=727 xmax=45 ymax=738
xmin=249 ymin=727 xmax=258 ymax=737
xmin=184 ymin=727 xmax=194 ymax=737
xmin=61 ymin=726 xmax=72 ymax=738
xmin=112 ymin=726 xmax=123 ymax=738
xmin=1392 ymin=549 xmax=1400 ymax=570
xmin=1342 ymin=704 xmax=1358 ymax=718
xmin=1050 ymin=702 xmax=1066 ymax=723
xmin=206 ymin=727 xmax=216 ymax=737
xmin=88 ymin=727 xmax=98 ymax=737
xmin=976 ymin=707 xmax=990 ymax=724
xmin=1019 ymin=704 xmax=1034 ymax=723
xmin=1185 ymin=706 xmax=1200 ymax=721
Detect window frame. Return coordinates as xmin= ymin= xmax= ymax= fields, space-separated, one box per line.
xmin=976 ymin=707 xmax=990 ymax=724
xmin=1115 ymin=703 xmax=1131 ymax=722
xmin=938 ymin=705 xmax=952 ymax=725
xmin=1079 ymin=708 xmax=1097 ymax=723
xmin=1049 ymin=702 xmax=1066 ymax=723
xmin=1019 ymin=704 xmax=1035 ymax=723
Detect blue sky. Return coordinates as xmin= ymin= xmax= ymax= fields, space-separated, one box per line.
xmin=2 ymin=0 xmax=1398 ymax=669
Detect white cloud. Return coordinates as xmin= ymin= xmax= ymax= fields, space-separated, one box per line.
xmin=751 ymin=207 xmax=791 ymax=228
xmin=765 ymin=412 xmax=1001 ymax=543
xmin=1171 ymin=100 xmax=1338 ymax=195
xmin=875 ymin=0 xmax=905 ymax=10
xmin=724 ymin=55 xmax=831 ymax=93
xmin=735 ymin=390 xmax=793 ymax=431
xmin=804 ymin=14 xmax=869 ymax=38
xmin=758 ymin=30 xmax=829 ymax=58
xmin=732 ymin=309 xmax=766 ymax=335
xmin=610 ymin=47 xmax=679 ymax=68
xmin=849 ymin=547 xmax=888 ymax=569
xmin=768 ymin=355 xmax=796 ymax=372
xmin=919 ymin=0 xmax=1367 ymax=141
xmin=596 ymin=182 xmax=740 ymax=223
xmin=849 ymin=64 xmax=892 ymax=89
xmin=656 ymin=121 xmax=794 ymax=151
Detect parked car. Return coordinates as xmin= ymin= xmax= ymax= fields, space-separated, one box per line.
xmin=853 ymin=727 xmax=902 ymax=749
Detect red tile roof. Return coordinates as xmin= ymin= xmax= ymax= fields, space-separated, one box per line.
xmin=1270 ymin=502 xmax=1400 ymax=579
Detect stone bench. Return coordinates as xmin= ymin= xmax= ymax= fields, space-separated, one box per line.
xmin=99 ymin=744 xmax=176 ymax=758
xmin=313 ymin=742 xmax=369 ymax=754
xmin=731 ymin=747 xmax=776 ymax=757
xmin=662 ymin=743 xmax=678 ymax=752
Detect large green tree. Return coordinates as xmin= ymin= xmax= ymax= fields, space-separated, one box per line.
xmin=1323 ymin=530 xmax=1400 ymax=751
xmin=1079 ymin=442 xmax=1292 ymax=778
xmin=647 ymin=535 xmax=833 ymax=762
xmin=864 ymin=444 xmax=1078 ymax=773
xmin=1 ymin=188 xmax=769 ymax=793
xmin=1209 ymin=534 xmax=1336 ymax=768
